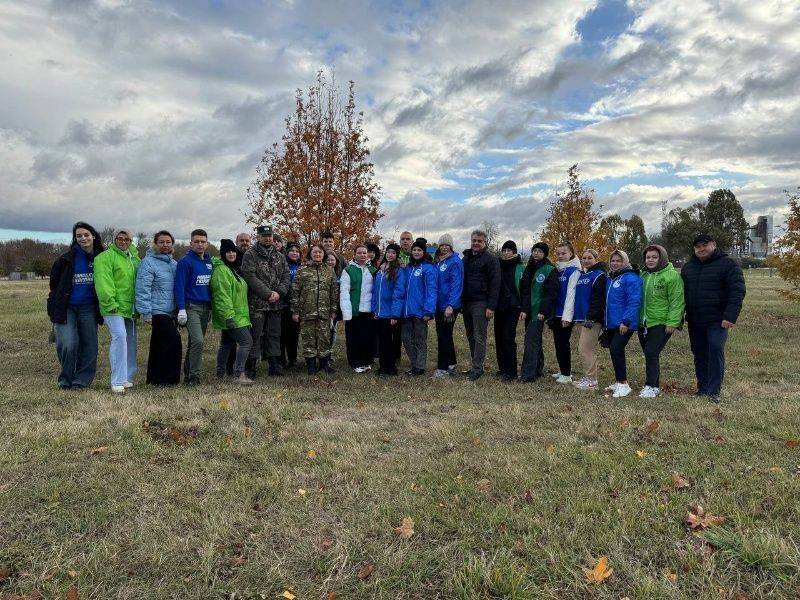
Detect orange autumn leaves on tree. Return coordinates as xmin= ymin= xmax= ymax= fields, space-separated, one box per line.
xmin=246 ymin=71 xmax=382 ymax=252
xmin=541 ymin=164 xmax=613 ymax=256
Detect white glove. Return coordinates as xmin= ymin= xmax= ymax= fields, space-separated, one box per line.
xmin=177 ymin=309 xmax=188 ymax=326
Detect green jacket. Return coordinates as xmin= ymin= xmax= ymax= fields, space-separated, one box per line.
xmin=94 ymin=244 xmax=140 ymax=318
xmin=210 ymin=257 xmax=251 ymax=330
xmin=640 ymin=263 xmax=685 ymax=328
xmin=291 ymin=262 xmax=339 ymax=321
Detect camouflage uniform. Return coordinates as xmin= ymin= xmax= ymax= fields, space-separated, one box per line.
xmin=291 ymin=262 xmax=339 ymax=358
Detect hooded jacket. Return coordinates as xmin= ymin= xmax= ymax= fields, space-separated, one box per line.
xmin=241 ymin=242 xmax=290 ymax=312
xmin=519 ymin=258 xmax=558 ymax=319
xmin=210 ymin=256 xmax=251 ymax=330
xmin=554 ymin=256 xmax=582 ymax=321
xmin=93 ymin=244 xmax=141 ymax=318
xmin=497 ymin=254 xmax=523 ymax=311
xmin=680 ymin=248 xmax=746 ymax=324
xmin=340 ymin=261 xmax=376 ymax=320
xmin=371 ymin=265 xmax=400 ymax=319
xmin=573 ymin=262 xmax=607 ymax=323
xmin=392 ymin=259 xmax=438 ymax=319
xmin=175 ymin=250 xmax=212 ymax=309
xmin=640 ymin=246 xmax=684 ymax=328
xmin=605 ymin=265 xmax=642 ymax=330
xmin=135 ymin=249 xmax=177 ymax=319
xmin=461 ymin=247 xmax=501 ymax=309
xmin=47 ymin=243 xmax=104 ymax=325
xmin=290 ymin=261 xmax=339 ymax=321
xmin=436 ymin=251 xmax=464 ymax=311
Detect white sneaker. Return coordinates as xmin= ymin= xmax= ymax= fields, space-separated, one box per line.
xmin=111 ymin=385 xmax=126 ymax=394
xmin=612 ymin=383 xmax=632 ymax=398
xmin=354 ymin=366 xmax=369 ymax=373
xmin=432 ymin=369 xmax=449 ymax=378
xmin=124 ymin=382 xmax=134 ymax=388
xmin=639 ymin=385 xmax=660 ymax=398
xmin=575 ymin=378 xmax=598 ymax=391
xmin=604 ymin=382 xmax=619 ymax=392
xmin=551 ymin=372 xmax=562 ymax=379
xmin=555 ymin=374 xmax=573 ymax=384
xmin=448 ymin=364 xmax=457 ymax=374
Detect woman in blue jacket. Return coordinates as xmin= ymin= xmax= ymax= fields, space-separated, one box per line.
xmin=550 ymin=241 xmax=582 ymax=384
xmin=372 ymin=243 xmax=402 ymax=376
xmin=135 ymin=230 xmax=181 ymax=385
xmin=603 ymin=249 xmax=642 ymax=398
xmin=433 ymin=233 xmax=464 ymax=378
xmin=572 ymin=249 xmax=607 ymax=391
xmin=392 ymin=238 xmax=438 ymax=376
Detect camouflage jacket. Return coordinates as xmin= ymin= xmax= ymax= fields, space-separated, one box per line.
xmin=241 ymin=243 xmax=290 ymax=312
xmin=291 ymin=262 xmax=339 ymax=321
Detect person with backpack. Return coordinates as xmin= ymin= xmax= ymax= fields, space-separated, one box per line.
xmin=603 ymin=249 xmax=642 ymax=398
xmin=393 ymin=238 xmax=438 ymax=375
xmin=680 ymin=234 xmax=746 ymax=403
xmin=637 ymin=244 xmax=685 ymax=398
xmin=550 ymin=241 xmax=582 ymax=384
xmin=372 ymin=243 xmax=403 ymax=376
xmin=572 ymin=249 xmax=607 ymax=391
xmin=432 ymin=234 xmax=464 ymax=378
xmin=135 ymin=230 xmax=181 ymax=386
xmin=291 ymin=244 xmax=340 ymax=374
xmin=47 ymin=221 xmax=104 ymax=389
xmin=519 ymin=242 xmax=559 ymax=382
xmin=210 ymin=239 xmax=253 ymax=385
xmin=340 ymin=244 xmax=377 ymax=373
xmin=494 ymin=240 xmax=524 ymax=381
xmin=94 ymin=228 xmax=141 ymax=393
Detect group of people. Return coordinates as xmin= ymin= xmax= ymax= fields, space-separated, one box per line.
xmin=47 ymin=222 xmax=746 ymax=402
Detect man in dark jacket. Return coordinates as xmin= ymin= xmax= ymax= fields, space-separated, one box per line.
xmin=241 ymin=225 xmax=290 ymax=377
xmin=461 ymin=229 xmax=501 ymax=380
xmin=681 ymin=234 xmax=746 ymax=403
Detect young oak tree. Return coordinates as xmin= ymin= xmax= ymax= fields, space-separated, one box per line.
xmin=541 ymin=164 xmax=612 ymax=256
xmin=773 ymin=188 xmax=800 ymax=300
xmin=246 ymin=72 xmax=382 ymax=251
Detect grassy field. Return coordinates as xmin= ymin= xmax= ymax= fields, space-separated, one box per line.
xmin=1 ymin=273 xmax=799 ymax=599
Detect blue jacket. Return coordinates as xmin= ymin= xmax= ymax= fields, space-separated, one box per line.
xmin=392 ymin=261 xmax=438 ymax=319
xmin=605 ymin=267 xmax=642 ymax=330
xmin=554 ymin=258 xmax=581 ymax=320
xmin=175 ymin=251 xmax=212 ymax=309
xmin=371 ymin=268 xmax=399 ymax=319
xmin=436 ymin=252 xmax=463 ymax=311
xmin=573 ymin=265 xmax=606 ymax=322
xmin=135 ymin=249 xmax=178 ymax=318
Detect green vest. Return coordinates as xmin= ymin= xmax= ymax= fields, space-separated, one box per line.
xmin=514 ymin=263 xmax=525 ymax=294
xmin=527 ymin=263 xmax=555 ymax=316
xmin=345 ymin=263 xmax=376 ymax=317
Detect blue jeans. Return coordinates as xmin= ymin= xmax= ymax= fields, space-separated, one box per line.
xmin=688 ymin=321 xmax=729 ymax=396
xmin=105 ymin=315 xmax=137 ymax=386
xmin=54 ymin=304 xmax=98 ymax=388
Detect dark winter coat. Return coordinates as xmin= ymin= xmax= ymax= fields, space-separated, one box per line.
xmin=461 ymin=247 xmax=501 ymax=309
xmin=47 ymin=245 xmax=103 ymax=325
xmin=680 ymin=249 xmax=746 ymax=324
xmin=241 ymin=242 xmax=291 ymax=312
xmin=497 ymin=255 xmax=523 ymax=311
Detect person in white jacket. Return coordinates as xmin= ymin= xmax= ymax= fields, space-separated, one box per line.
xmin=550 ymin=241 xmax=582 ymax=383
xmin=340 ymin=244 xmax=376 ymax=373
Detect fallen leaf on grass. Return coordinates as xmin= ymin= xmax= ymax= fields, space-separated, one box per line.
xmin=476 ymin=479 xmax=491 ymax=492
xmin=785 ymin=440 xmax=800 ymax=450
xmin=769 ymin=466 xmax=784 ymax=474
xmin=66 ymin=586 xmax=79 ymax=600
xmin=357 ymin=563 xmax=374 ymax=580
xmin=0 ymin=564 xmax=12 ymax=580
xmin=280 ymin=591 xmax=296 ymax=600
xmin=243 ymin=426 xmax=252 ymax=438
xmin=523 ymin=490 xmax=534 ymax=504
xmin=636 ymin=450 xmax=649 ymax=459
xmin=664 ymin=569 xmax=678 ymax=583
xmin=307 ymin=449 xmax=317 ymax=459
xmin=218 ymin=400 xmax=231 ymax=410
xmin=395 ymin=516 xmax=415 ymax=539
xmin=584 ymin=556 xmax=613 ymax=583
xmin=644 ymin=419 xmax=660 ymax=435
xmin=297 ymin=488 xmax=307 ymax=496
xmin=327 ymin=593 xmax=339 ymax=600
xmin=320 ymin=537 xmax=333 ymax=550
xmin=229 ymin=555 xmax=247 ymax=567
xmin=671 ymin=472 xmax=691 ymax=489
xmin=88 ymin=446 xmax=108 ymax=456
xmin=225 ymin=435 xmax=233 ymax=447
xmin=546 ymin=444 xmax=555 ymax=455
xmin=619 ymin=419 xmax=630 ymax=429
xmin=686 ymin=505 xmax=725 ymax=529
xmin=67 ymin=570 xmax=78 ymax=578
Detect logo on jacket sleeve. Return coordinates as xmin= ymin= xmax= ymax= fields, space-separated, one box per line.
xmin=439 ymin=263 xmax=448 ymax=272
xmin=413 ymin=268 xmax=422 ymax=277
xmin=535 ymin=273 xmax=546 ymax=283
xmin=612 ymin=280 xmax=621 ymax=288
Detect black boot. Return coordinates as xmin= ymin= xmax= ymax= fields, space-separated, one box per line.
xmin=319 ymin=356 xmax=334 ymax=374
xmin=306 ymin=358 xmax=318 ymax=375
xmin=268 ymin=357 xmax=284 ymax=376
xmin=244 ymin=357 xmax=257 ymax=379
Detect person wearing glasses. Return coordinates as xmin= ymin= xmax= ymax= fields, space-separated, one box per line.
xmin=94 ymin=228 xmax=141 ymax=393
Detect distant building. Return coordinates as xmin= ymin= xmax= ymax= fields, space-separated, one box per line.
xmin=745 ymin=215 xmax=774 ymax=257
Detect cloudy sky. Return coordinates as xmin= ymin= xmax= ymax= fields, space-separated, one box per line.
xmin=1 ymin=0 xmax=798 ymax=249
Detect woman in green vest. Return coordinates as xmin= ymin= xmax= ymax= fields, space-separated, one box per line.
xmin=340 ymin=244 xmax=377 ymax=373
xmin=211 ymin=239 xmax=253 ymax=385
xmin=518 ymin=242 xmax=559 ymax=382
xmin=94 ymin=228 xmax=141 ymax=393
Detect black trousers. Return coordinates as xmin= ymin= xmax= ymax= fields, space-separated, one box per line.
xmin=520 ymin=319 xmax=545 ymax=380
xmin=280 ymin=308 xmax=300 ymax=366
xmin=147 ymin=314 xmax=182 ymax=386
xmin=638 ymin=325 xmax=672 ymax=387
xmin=345 ymin=313 xmax=375 ymax=368
xmin=435 ymin=309 xmax=459 ymax=370
xmin=551 ymin=321 xmax=574 ymax=375
xmin=376 ymin=318 xmax=399 ymax=374
xmin=608 ymin=327 xmax=635 ymax=382
xmin=688 ymin=321 xmax=729 ymax=395
xmin=494 ymin=308 xmax=520 ymax=377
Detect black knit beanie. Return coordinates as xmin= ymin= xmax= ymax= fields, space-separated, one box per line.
xmin=501 ymin=240 xmax=517 ymax=253
xmin=532 ymin=242 xmax=549 ymax=257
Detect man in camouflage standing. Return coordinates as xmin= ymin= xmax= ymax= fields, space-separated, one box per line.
xmin=241 ymin=225 xmax=290 ymax=378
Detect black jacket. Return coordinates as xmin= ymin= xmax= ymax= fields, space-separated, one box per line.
xmin=497 ymin=255 xmax=522 ymax=311
xmin=586 ymin=262 xmax=608 ymax=323
xmin=47 ymin=246 xmax=103 ymax=325
xmin=519 ymin=258 xmax=559 ymax=320
xmin=681 ymin=249 xmax=746 ymax=324
xmin=461 ymin=248 xmax=501 ymax=309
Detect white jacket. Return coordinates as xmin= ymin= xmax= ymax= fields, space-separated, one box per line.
xmin=340 ymin=261 xmax=374 ymax=320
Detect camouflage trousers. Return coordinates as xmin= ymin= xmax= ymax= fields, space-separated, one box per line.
xmin=300 ymin=318 xmax=333 ymax=358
